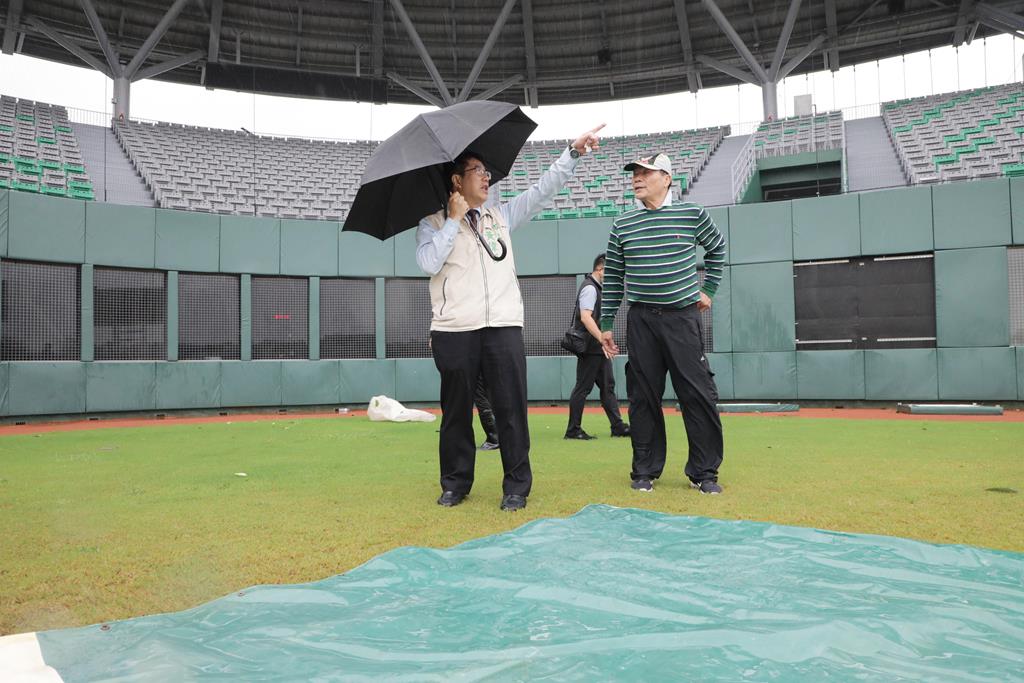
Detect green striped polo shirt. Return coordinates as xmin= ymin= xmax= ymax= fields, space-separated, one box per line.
xmin=600 ymin=202 xmax=727 ymax=332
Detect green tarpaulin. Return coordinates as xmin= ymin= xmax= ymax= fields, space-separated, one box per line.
xmin=11 ymin=505 xmax=1024 ymax=680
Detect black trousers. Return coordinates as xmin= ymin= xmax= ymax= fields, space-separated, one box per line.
xmin=625 ymin=303 xmax=723 ymax=483
xmin=566 ymin=353 xmax=625 ymax=434
xmin=431 ymin=327 xmax=531 ymax=497
xmin=474 ymin=375 xmax=499 ymax=444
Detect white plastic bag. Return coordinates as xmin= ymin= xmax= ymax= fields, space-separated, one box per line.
xmin=366 ymin=395 xmax=436 ymax=423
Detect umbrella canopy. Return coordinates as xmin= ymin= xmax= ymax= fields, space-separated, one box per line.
xmin=342 ymin=101 xmax=537 ymax=240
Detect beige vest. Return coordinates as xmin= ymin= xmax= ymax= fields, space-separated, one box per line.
xmin=425 ymin=207 xmax=523 ymax=332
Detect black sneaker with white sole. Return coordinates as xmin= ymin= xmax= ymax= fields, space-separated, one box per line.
xmin=690 ymin=479 xmax=722 ymax=495
xmin=631 ymin=478 xmax=653 ymax=492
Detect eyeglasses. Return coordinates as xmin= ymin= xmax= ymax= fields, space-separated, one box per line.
xmin=463 ymin=165 xmax=492 ymax=180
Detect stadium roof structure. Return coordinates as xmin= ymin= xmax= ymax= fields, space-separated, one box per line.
xmin=3 ymin=0 xmax=1024 ymax=116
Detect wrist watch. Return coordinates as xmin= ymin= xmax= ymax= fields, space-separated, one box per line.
xmin=568 ymin=145 xmax=581 ymax=159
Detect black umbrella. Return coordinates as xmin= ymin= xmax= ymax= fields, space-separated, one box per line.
xmin=342 ymin=101 xmax=537 ymax=258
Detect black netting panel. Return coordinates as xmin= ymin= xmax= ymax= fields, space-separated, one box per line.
xmin=252 ymin=276 xmax=308 ymax=360
xmin=385 ymin=278 xmax=431 ymax=358
xmin=1 ymin=259 xmax=81 ymax=361
xmin=179 ymin=273 xmax=240 ymax=360
xmin=1011 ymin=248 xmax=1024 ymax=346
xmin=521 ymin=276 xmax=577 ymax=356
xmin=94 ymin=267 xmax=167 ymax=360
xmin=321 ymin=278 xmax=376 ymax=359
xmin=794 ymin=255 xmax=935 ymax=350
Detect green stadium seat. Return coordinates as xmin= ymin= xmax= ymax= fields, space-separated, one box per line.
xmin=560 ymin=208 xmax=580 ymax=219
xmin=36 ymin=137 xmax=57 ymax=145
xmin=539 ymin=210 xmax=559 ymax=220
xmin=69 ymin=187 xmax=95 ymax=200
xmin=12 ymin=180 xmax=39 ymax=193
xmin=63 ymin=163 xmax=86 ymax=173
xmin=600 ymin=206 xmax=619 ymax=217
xmin=40 ymin=186 xmax=67 ymax=197
xmin=0 ymin=179 xmax=9 ymax=189
xmin=581 ymin=207 xmax=601 ymax=218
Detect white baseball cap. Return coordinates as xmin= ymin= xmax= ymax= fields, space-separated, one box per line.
xmin=624 ymin=152 xmax=672 ymax=175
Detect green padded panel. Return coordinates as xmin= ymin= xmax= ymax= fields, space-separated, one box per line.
xmin=932 ymin=178 xmax=1012 ymax=249
xmin=511 ymin=220 xmax=559 ymax=276
xmin=557 ymin=218 xmax=614 ymax=274
xmin=859 ymin=186 xmax=934 ymax=256
xmin=220 ymin=216 xmax=280 ymax=274
xmin=155 ymin=209 xmax=220 ymax=272
xmin=527 ymin=356 xmax=562 ymax=401
xmin=394 ymin=358 xmax=441 ymax=403
xmin=85 ymin=362 xmax=157 ymax=412
xmin=282 ymin=360 xmax=342 ymax=405
xmin=8 ymin=192 xmax=85 ymax=263
xmin=220 ymin=361 xmax=283 ymax=407
xmin=730 ymin=261 xmax=796 ymax=352
xmin=340 ymin=359 xmax=395 ymax=405
xmin=559 ymin=355 xmax=601 ymax=401
xmin=732 ymin=352 xmax=797 ymax=399
xmin=392 ymin=229 xmax=420 ymax=277
xmin=1018 ymin=347 xmax=1024 ymax=399
xmin=80 ymin=265 xmax=93 ymax=361
xmin=796 ymin=350 xmax=865 ymax=399
xmin=7 ymin=362 xmax=86 ymax=416
xmin=85 ymin=202 xmax=156 ymax=268
xmin=792 ymin=194 xmax=860 ymax=261
xmin=613 ymin=354 xmax=627 ymax=402
xmin=281 ymin=220 xmax=338 ymax=276
xmin=339 ymin=229 xmax=394 ymax=276
xmin=864 ymin=349 xmax=938 ymax=400
xmin=937 ymin=347 xmax=1018 ymax=400
xmin=0 ymin=190 xmax=8 ymax=256
xmin=711 ymin=267 xmax=731 ymax=353
xmin=702 ymin=206 xmax=730 ymax=265
xmin=1012 ymin=178 xmax=1024 ymax=245
xmin=707 ymin=352 xmax=734 ymax=400
xmin=728 ymin=200 xmax=792 ymax=265
xmin=155 ymin=361 xmax=222 ymax=409
xmin=308 ymin=278 xmax=319 ymax=360
xmin=935 ymin=247 xmax=1009 ymax=347
xmin=0 ymin=362 xmax=8 ymax=416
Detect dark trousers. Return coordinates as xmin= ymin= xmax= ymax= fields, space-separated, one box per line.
xmin=431 ymin=327 xmax=531 ymax=497
xmin=566 ymin=353 xmax=625 ymax=434
xmin=625 ymin=303 xmax=723 ymax=483
xmin=474 ymin=375 xmax=499 ymax=444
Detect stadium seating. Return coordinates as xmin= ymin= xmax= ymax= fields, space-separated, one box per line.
xmin=882 ymin=82 xmax=1024 ymax=184
xmin=0 ymin=96 xmax=92 ymax=199
xmin=508 ymin=126 xmax=729 ymax=218
xmin=113 ymin=121 xmax=375 ymax=219
xmin=112 ymin=120 xmax=728 ymax=220
xmin=751 ymin=110 xmax=844 ymax=156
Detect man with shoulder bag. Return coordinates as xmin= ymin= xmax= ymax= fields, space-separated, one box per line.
xmin=564 ymin=253 xmax=630 ymax=440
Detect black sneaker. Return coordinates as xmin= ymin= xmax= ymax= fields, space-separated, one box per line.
xmin=611 ymin=424 xmax=631 ymax=437
xmin=564 ymin=430 xmax=596 ymax=440
xmin=500 ymin=494 xmax=527 ymax=511
xmin=630 ymin=478 xmax=653 ymax=492
xmin=478 ymin=441 xmax=500 ymax=451
xmin=437 ymin=490 xmax=466 ymax=507
xmin=690 ymin=480 xmax=722 ymax=495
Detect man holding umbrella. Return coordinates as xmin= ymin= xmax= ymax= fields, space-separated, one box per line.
xmin=417 ymin=124 xmax=604 ymax=511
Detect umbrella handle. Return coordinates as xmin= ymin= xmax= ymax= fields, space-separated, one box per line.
xmin=474 ymin=229 xmax=507 ymax=261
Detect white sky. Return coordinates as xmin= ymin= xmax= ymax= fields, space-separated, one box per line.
xmin=0 ymin=34 xmax=1022 ymax=141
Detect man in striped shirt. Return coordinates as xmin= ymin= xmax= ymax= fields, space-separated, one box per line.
xmin=599 ymin=153 xmax=727 ymax=495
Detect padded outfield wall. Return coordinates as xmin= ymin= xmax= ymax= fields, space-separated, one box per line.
xmin=0 ymin=177 xmax=1022 ymax=417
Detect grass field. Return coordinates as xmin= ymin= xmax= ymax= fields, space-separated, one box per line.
xmin=1 ymin=412 xmax=1022 ymax=636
